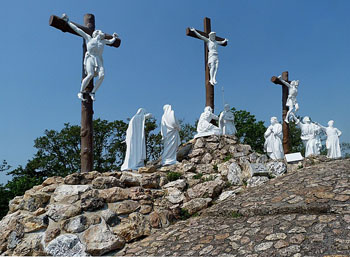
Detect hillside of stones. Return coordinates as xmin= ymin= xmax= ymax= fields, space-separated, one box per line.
xmin=0 ymin=135 xmax=338 ymax=256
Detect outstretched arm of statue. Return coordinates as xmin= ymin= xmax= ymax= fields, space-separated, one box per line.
xmin=145 ymin=113 xmax=153 ymax=119
xmin=190 ymin=28 xmax=209 ymax=42
xmin=104 ymin=33 xmax=119 ymax=45
xmin=217 ymin=38 xmax=228 ymax=45
xmin=62 ymin=14 xmax=91 ymax=41
xmin=314 ymin=122 xmax=326 ymax=130
xmin=278 ymin=75 xmax=291 ymax=88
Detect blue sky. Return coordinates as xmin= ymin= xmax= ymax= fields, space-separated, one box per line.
xmin=1 ymin=0 xmax=349 ymax=184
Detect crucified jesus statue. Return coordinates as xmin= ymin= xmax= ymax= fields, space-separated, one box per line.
xmin=62 ymin=14 xmax=119 ymax=101
xmin=278 ymin=75 xmax=300 ymax=123
xmin=190 ymin=28 xmax=228 ymax=85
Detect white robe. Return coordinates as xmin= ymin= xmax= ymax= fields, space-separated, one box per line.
xmin=264 ymin=123 xmax=284 ymax=160
xmin=324 ymin=127 xmax=342 ymax=158
xmin=219 ymin=110 xmax=236 ymax=135
xmin=161 ymin=105 xmax=181 ymax=165
xmin=298 ymin=122 xmax=321 ymax=157
xmin=194 ymin=107 xmax=221 ymax=138
xmin=121 ymin=108 xmax=151 ymax=171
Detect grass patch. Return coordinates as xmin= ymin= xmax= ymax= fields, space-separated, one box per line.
xmin=213 ymin=164 xmax=218 ymax=171
xmin=231 ymin=211 xmax=242 ymax=218
xmin=179 ymin=208 xmax=191 ymax=220
xmin=193 ymin=173 xmax=203 ymax=180
xmin=167 ymin=172 xmax=182 ymax=182
xmin=202 ymin=175 xmax=216 ymax=182
xmin=223 ymin=154 xmax=233 ymax=162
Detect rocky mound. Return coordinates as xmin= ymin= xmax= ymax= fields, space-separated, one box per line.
xmin=0 ymin=135 xmax=335 ymax=256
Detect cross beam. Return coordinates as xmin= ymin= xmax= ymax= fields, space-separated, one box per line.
xmin=271 ymin=71 xmax=290 ymax=154
xmin=49 ymin=15 xmax=121 ymax=48
xmin=186 ymin=17 xmax=227 ymax=111
xmin=49 ymin=13 xmax=121 ymax=173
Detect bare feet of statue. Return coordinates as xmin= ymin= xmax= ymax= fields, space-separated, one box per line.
xmin=77 ymin=92 xmax=86 ymax=102
xmin=89 ymin=93 xmax=96 ymax=101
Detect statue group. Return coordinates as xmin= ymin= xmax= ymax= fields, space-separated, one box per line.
xmin=263 ymin=73 xmax=342 ymax=160
xmin=56 ymin=14 xmax=343 ymax=171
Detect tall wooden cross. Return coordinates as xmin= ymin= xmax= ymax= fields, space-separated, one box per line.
xmin=271 ymin=71 xmax=291 ymax=154
xmin=186 ymin=17 xmax=227 ymax=111
xmin=49 ymin=14 xmax=121 ymax=173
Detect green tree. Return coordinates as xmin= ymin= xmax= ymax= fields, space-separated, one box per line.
xmin=231 ymin=108 xmax=266 ymax=153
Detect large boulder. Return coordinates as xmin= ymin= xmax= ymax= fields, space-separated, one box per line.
xmin=45 ymin=234 xmax=88 ymax=257
xmin=182 ymin=198 xmax=212 ymax=215
xmin=52 ymin=185 xmax=91 ymax=204
xmin=187 ymin=179 xmax=224 ymax=199
xmin=113 ymin=213 xmax=151 ymax=242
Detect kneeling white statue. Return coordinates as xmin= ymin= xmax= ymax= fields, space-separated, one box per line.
xmin=219 ymin=104 xmax=236 ymax=135
xmin=161 ymin=105 xmax=181 ymax=166
xmin=194 ymin=106 xmax=221 ymax=138
xmin=316 ymin=120 xmax=342 ymax=159
xmin=121 ymin=108 xmax=152 ymax=171
xmin=264 ymin=117 xmax=284 ymax=160
xmin=295 ymin=116 xmax=322 ymax=157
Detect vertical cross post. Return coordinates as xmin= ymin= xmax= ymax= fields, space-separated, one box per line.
xmin=271 ymin=71 xmax=290 ymax=154
xmin=80 ymin=14 xmax=95 ymax=173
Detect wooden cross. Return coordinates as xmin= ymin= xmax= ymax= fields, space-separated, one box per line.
xmin=49 ymin=14 xmax=121 ymax=173
xmin=186 ymin=17 xmax=227 ymax=111
xmin=271 ymin=71 xmax=291 ymax=154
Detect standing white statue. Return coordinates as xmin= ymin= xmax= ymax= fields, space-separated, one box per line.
xmin=316 ymin=120 xmax=342 ymax=159
xmin=264 ymin=117 xmax=284 ymax=160
xmin=278 ymin=75 xmax=299 ymax=123
xmin=161 ymin=105 xmax=181 ymax=166
xmin=219 ymin=104 xmax=236 ymax=135
xmin=62 ymin=14 xmax=119 ymax=101
xmin=295 ymin=116 xmax=322 ymax=157
xmin=194 ymin=106 xmax=221 ymax=138
xmin=190 ymin=28 xmax=228 ymax=85
xmin=121 ymin=108 xmax=152 ymax=171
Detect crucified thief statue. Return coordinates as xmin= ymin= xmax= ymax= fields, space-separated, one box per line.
xmin=190 ymin=28 xmax=228 ymax=85
xmin=62 ymin=14 xmax=119 ymax=101
xmin=278 ymin=75 xmax=300 ymax=123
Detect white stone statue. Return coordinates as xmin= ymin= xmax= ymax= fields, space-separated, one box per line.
xmin=190 ymin=28 xmax=228 ymax=85
xmin=121 ymin=108 xmax=152 ymax=171
xmin=62 ymin=14 xmax=119 ymax=101
xmin=219 ymin=104 xmax=236 ymax=135
xmin=295 ymin=116 xmax=322 ymax=157
xmin=264 ymin=117 xmax=284 ymax=160
xmin=316 ymin=120 xmax=342 ymax=159
xmin=278 ymin=75 xmax=299 ymax=123
xmin=194 ymin=106 xmax=221 ymax=138
xmin=161 ymin=105 xmax=181 ymax=166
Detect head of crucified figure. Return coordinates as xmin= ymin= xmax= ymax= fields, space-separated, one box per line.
xmin=92 ymin=30 xmax=105 ymax=40
xmin=291 ymin=80 xmax=299 ymax=87
xmin=209 ymin=31 xmax=216 ymax=41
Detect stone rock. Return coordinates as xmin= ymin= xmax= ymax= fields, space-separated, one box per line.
xmin=177 ymin=144 xmax=193 ymax=161
xmin=166 ymin=187 xmax=185 ymax=204
xmin=206 ymin=142 xmax=219 ymax=151
xmin=80 ymin=190 xmax=105 ymax=211
xmin=64 ymin=171 xmax=99 ymax=185
xmin=8 ymin=196 xmax=23 ymax=213
xmin=110 ymin=200 xmax=140 ymax=215
xmin=21 ymin=192 xmax=51 ymax=212
xmin=201 ymin=153 xmax=213 ymax=164
xmin=120 ymin=172 xmax=142 ymax=187
xmin=138 ymin=165 xmax=157 ymax=174
xmin=181 ymin=162 xmax=196 ymax=173
xmin=182 ymin=198 xmax=212 ymax=215
xmin=52 ymin=185 xmax=91 ymax=204
xmin=45 ymin=234 xmax=88 ymax=256
xmin=13 ymin=232 xmax=45 ymax=256
xmin=100 ymin=209 xmax=121 ymax=227
xmin=249 ymin=163 xmax=269 ymax=177
xmin=92 ymin=176 xmax=124 ymax=189
xmin=139 ymin=205 xmax=153 ymax=214
xmin=247 ymin=176 xmax=269 ymax=187
xmin=46 ymin=204 xmax=82 ymax=222
xmin=188 ymin=148 xmax=205 ymax=158
xmin=194 ymin=138 xmax=206 ymax=149
xmin=140 ymin=173 xmax=161 ymax=189
xmin=113 ymin=213 xmax=151 ymax=242
xmin=82 ymin=221 xmax=125 ymax=255
xmin=196 ymin=164 xmax=215 ymax=174
xmin=44 ymin=227 xmax=61 ymax=244
xmin=227 ymin=163 xmax=243 ymax=185
xmin=218 ymin=161 xmax=232 ymax=177
xmin=148 ymin=210 xmax=173 ymax=228
xmin=23 ymin=215 xmax=47 ymax=233
xmin=163 ymin=179 xmax=187 ymax=191
xmin=61 ymin=215 xmax=88 ymax=233
xmin=98 ymin=187 xmax=130 ymax=202
xmin=256 ymin=154 xmax=268 ymax=163
xmin=218 ymin=191 xmax=236 ymax=201
xmin=266 ymin=161 xmax=287 ymax=177
xmin=42 ymin=176 xmax=64 ymax=186
xmin=187 ymin=179 xmax=224 ymax=199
